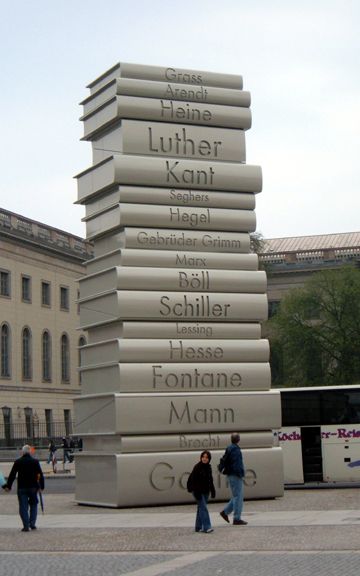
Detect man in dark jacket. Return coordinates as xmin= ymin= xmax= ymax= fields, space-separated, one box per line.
xmin=62 ymin=437 xmax=72 ymax=463
xmin=219 ymin=433 xmax=248 ymax=526
xmin=2 ymin=445 xmax=45 ymax=531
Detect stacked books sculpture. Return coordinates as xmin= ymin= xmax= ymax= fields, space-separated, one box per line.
xmin=74 ymin=62 xmax=283 ymax=506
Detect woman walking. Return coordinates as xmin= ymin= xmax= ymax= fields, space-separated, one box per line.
xmin=187 ymin=450 xmax=216 ymax=533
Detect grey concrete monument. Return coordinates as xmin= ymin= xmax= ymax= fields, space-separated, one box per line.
xmin=74 ymin=61 xmax=283 ymax=506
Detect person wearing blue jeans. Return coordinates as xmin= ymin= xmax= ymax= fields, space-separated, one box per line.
xmin=187 ymin=450 xmax=216 ymax=533
xmin=2 ymin=445 xmax=45 ymax=532
xmin=219 ymin=433 xmax=248 ymax=526
xmin=195 ymin=493 xmax=212 ymax=533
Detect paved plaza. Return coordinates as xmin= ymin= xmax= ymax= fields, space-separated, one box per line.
xmin=1 ymin=551 xmax=360 ymax=576
xmin=1 ymin=468 xmax=360 ymax=575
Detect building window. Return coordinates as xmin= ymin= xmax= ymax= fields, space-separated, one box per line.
xmin=78 ymin=336 xmax=86 ymax=385
xmin=22 ymin=327 xmax=32 ymax=380
xmin=24 ymin=406 xmax=33 ymax=438
xmin=2 ymin=406 xmax=12 ymax=445
xmin=64 ymin=409 xmax=72 ymax=435
xmin=60 ymin=286 xmax=69 ymax=311
xmin=21 ymin=275 xmax=31 ymax=303
xmin=45 ymin=409 xmax=54 ymax=438
xmin=41 ymin=281 xmax=51 ymax=307
xmin=61 ymin=334 xmax=70 ymax=382
xmin=1 ymin=323 xmax=11 ymax=378
xmin=0 ymin=270 xmax=10 ymax=297
xmin=42 ymin=331 xmax=52 ymax=382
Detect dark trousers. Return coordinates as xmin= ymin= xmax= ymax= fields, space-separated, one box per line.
xmin=63 ymin=449 xmax=72 ymax=463
xmin=18 ymin=487 xmax=38 ymax=529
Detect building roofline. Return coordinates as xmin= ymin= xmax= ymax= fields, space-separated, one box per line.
xmin=0 ymin=207 xmax=92 ymax=262
xmin=0 ymin=207 xmax=86 ymax=241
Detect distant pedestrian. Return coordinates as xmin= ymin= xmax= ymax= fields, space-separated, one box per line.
xmin=47 ymin=439 xmax=57 ymax=473
xmin=2 ymin=444 xmax=44 ymax=532
xmin=62 ymin=437 xmax=71 ymax=463
xmin=69 ymin=438 xmax=75 ymax=461
xmin=187 ymin=450 xmax=216 ymax=533
xmin=219 ymin=432 xmax=248 ymax=526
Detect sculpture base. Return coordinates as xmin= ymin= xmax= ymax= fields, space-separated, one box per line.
xmin=75 ymin=447 xmax=283 ymax=507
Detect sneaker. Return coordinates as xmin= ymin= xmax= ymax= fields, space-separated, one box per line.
xmin=30 ymin=526 xmax=37 ymax=530
xmin=21 ymin=528 xmax=30 ymax=532
xmin=205 ymin=528 xmax=214 ymax=533
xmin=233 ymin=519 xmax=248 ymax=525
xmin=220 ymin=510 xmax=230 ymax=524
xmin=195 ymin=529 xmax=203 ymax=532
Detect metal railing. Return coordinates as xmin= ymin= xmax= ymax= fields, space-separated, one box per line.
xmin=0 ymin=420 xmax=75 ymax=449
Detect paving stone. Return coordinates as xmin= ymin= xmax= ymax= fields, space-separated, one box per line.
xmin=0 ymin=553 xmax=179 ymax=576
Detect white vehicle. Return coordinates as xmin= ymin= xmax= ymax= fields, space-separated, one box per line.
xmin=276 ymin=385 xmax=360 ymax=484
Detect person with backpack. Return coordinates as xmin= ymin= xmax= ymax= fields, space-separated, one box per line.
xmin=218 ymin=433 xmax=248 ymax=526
xmin=187 ymin=450 xmax=216 ymax=533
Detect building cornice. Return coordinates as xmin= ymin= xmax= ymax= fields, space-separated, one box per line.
xmin=0 ymin=207 xmax=93 ymax=263
xmin=0 ymin=383 xmax=81 ymax=395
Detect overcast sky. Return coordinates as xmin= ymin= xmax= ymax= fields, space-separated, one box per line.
xmin=1 ymin=0 xmax=359 ymax=240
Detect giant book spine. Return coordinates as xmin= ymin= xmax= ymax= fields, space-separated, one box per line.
xmin=83 ymin=186 xmax=256 ymax=217
xmin=86 ymin=249 xmax=259 ymax=275
xmin=91 ymin=120 xmax=247 ymax=164
xmin=88 ymin=62 xmax=244 ymax=95
xmin=74 ymin=391 xmax=281 ymax=435
xmin=81 ymin=96 xmax=252 ymax=139
xmin=83 ymin=203 xmax=256 ymax=240
xmin=86 ymin=321 xmax=262 ymax=343
xmin=79 ymin=361 xmax=271 ymax=395
xmin=82 ymin=430 xmax=274 ymax=453
xmin=79 ymin=267 xmax=266 ymax=297
xmin=82 ymin=77 xmax=251 ymax=116
xmin=92 ymin=228 xmax=251 ymax=256
xmin=75 ymin=448 xmax=283 ymax=506
xmin=79 ymin=291 xmax=269 ymax=327
xmin=76 ymin=154 xmax=262 ymax=202
xmin=79 ymin=338 xmax=270 ymax=365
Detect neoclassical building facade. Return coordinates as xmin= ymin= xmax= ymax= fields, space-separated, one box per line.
xmin=1 ymin=206 xmax=359 ymax=447
xmin=0 ymin=208 xmax=92 ymax=446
